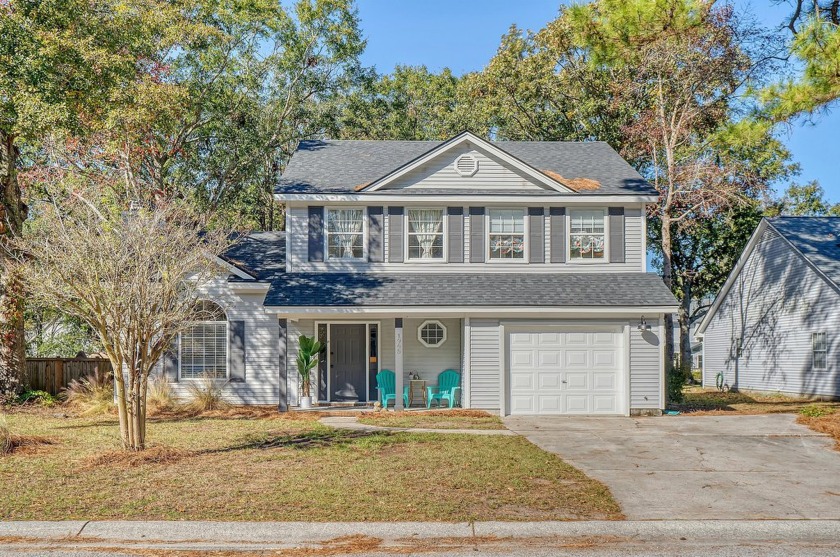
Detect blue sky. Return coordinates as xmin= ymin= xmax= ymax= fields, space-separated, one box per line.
xmin=355 ymin=0 xmax=839 ymax=202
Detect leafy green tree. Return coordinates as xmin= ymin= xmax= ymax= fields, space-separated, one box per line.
xmin=0 ymin=0 xmax=179 ymax=400
xmin=338 ymin=65 xmax=486 ymax=140
xmin=774 ymin=181 xmax=840 ymax=216
xmin=761 ymin=2 xmax=840 ymax=121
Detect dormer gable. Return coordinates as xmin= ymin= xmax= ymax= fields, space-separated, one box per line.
xmin=359 ymin=132 xmax=574 ymax=194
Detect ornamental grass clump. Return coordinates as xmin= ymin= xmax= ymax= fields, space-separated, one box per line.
xmin=65 ymin=373 xmax=115 ymax=416
xmin=185 ymin=374 xmax=229 ymax=413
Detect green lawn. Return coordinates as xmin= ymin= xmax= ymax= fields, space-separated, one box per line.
xmin=358 ymin=409 xmax=507 ymax=430
xmin=0 ymin=408 xmax=621 ymax=521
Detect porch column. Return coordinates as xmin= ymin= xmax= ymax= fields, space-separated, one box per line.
xmin=394 ymin=318 xmax=404 ymax=410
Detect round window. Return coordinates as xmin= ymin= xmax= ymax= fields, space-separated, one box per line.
xmin=418 ymin=320 xmax=447 ymax=348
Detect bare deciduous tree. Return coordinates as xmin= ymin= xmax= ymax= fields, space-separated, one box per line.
xmin=12 ymin=182 xmax=234 ymax=450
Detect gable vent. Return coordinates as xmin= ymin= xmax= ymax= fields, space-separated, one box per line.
xmin=454 ymin=154 xmax=479 ymax=177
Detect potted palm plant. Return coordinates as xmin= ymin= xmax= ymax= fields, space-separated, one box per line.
xmin=296 ymin=334 xmax=322 ymax=409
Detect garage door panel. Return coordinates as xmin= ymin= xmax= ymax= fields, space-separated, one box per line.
xmin=509 ymin=328 xmax=624 ymax=416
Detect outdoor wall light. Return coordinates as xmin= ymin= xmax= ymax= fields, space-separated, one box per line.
xmin=637 ymin=316 xmax=652 ymax=331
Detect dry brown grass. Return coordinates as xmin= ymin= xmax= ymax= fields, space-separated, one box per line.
xmin=359 ymin=409 xmax=506 ymax=430
xmin=798 ymin=410 xmax=840 ymax=449
xmin=0 ymin=417 xmax=54 ymax=456
xmin=0 ymin=409 xmax=620 ymax=522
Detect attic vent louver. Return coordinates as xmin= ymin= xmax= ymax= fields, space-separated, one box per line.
xmin=454 ymin=154 xmax=478 ymax=177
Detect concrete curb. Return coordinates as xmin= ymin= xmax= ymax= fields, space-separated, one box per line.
xmin=319 ymin=415 xmax=515 ymax=435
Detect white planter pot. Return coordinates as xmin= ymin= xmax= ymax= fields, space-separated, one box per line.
xmin=299 ymin=396 xmax=313 ymax=409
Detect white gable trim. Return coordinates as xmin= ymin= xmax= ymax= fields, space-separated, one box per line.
xmin=361 ymin=131 xmax=575 ymax=194
xmin=214 ymin=256 xmax=257 ymax=280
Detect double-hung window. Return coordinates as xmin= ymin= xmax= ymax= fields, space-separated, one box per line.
xmin=813 ymin=332 xmax=827 ymax=370
xmin=407 ymin=208 xmax=444 ymax=260
xmin=570 ymin=209 xmax=606 ymax=260
xmin=488 ymin=209 xmax=525 ymax=260
xmin=180 ymin=301 xmax=228 ymax=380
xmin=326 ymin=208 xmax=365 ymax=260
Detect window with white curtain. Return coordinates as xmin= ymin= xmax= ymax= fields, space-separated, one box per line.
xmin=488 ymin=209 xmax=525 ymax=260
xmin=326 ymin=208 xmax=365 ymax=259
xmin=180 ymin=301 xmax=228 ymax=380
xmin=570 ymin=209 xmax=606 ymax=260
xmin=813 ymin=332 xmax=827 ymax=370
xmin=407 ymin=208 xmax=444 ymax=260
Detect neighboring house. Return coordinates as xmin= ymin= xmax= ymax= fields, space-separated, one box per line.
xmin=160 ymin=131 xmax=678 ymax=415
xmin=697 ymin=217 xmax=840 ymax=398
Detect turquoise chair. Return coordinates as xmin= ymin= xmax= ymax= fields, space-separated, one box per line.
xmin=375 ymin=369 xmax=409 ymax=408
xmin=426 ymin=369 xmax=461 ymax=409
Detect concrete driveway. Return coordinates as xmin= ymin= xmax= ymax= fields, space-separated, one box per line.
xmin=504 ymin=414 xmax=840 ymax=520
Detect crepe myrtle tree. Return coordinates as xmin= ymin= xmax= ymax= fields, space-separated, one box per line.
xmin=11 ymin=184 xmax=234 ymax=450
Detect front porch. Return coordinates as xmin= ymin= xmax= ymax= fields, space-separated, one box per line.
xmin=289 ymin=317 xmax=464 ymax=409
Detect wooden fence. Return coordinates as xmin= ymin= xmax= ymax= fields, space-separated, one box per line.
xmin=24 ymin=358 xmax=113 ymax=395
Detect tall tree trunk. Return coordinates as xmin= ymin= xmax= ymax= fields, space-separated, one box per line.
xmin=0 ymin=133 xmax=27 ymax=401
xmin=679 ymin=279 xmax=694 ymax=383
xmin=660 ymin=215 xmax=676 ymax=392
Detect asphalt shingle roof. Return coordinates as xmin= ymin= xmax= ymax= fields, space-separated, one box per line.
xmin=220 ymin=231 xmax=286 ymax=281
xmin=277 ymin=139 xmax=654 ymax=196
xmin=768 ymin=217 xmax=840 ymax=289
xmin=262 ymin=272 xmax=677 ymax=308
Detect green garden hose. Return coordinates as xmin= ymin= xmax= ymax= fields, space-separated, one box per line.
xmin=716 ymin=371 xmax=725 ymax=392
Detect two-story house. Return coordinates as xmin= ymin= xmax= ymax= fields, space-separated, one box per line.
xmin=159 ymin=132 xmax=677 ymax=416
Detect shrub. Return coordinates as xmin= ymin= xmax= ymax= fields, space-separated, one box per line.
xmin=16 ymin=390 xmax=58 ymax=407
xmin=147 ymin=375 xmax=177 ymax=414
xmin=666 ymin=367 xmax=685 ymax=404
xmin=185 ymin=374 xmax=229 ymax=412
xmin=800 ymin=405 xmax=834 ymax=418
xmin=65 ymin=373 xmax=114 ymax=416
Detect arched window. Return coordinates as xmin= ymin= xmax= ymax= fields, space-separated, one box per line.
xmin=179 ymin=300 xmax=228 ymax=380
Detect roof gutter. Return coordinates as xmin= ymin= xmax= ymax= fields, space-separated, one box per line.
xmin=277 ymin=194 xmax=659 ymax=204
xmin=263 ymin=305 xmax=678 ymax=317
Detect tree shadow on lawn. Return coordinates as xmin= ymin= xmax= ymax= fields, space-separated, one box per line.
xmin=672 ymin=389 xmax=839 ymax=414
xmin=208 ymin=428 xmax=396 ymax=453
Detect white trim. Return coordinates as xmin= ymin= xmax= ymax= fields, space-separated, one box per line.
xmin=361 ymin=132 xmax=574 ymax=194
xmin=696 ymin=220 xmax=769 ymax=335
xmin=642 ymin=210 xmax=648 ymax=272
xmin=659 ymin=315 xmax=666 ymax=409
xmin=404 ymin=207 xmax=447 ymax=262
xmin=486 ymin=208 xmax=528 ymax=262
xmin=463 ymin=317 xmax=471 ymax=408
xmin=279 ymin=194 xmax=659 ymax=204
xmin=227 ymin=282 xmax=270 ymax=293
xmin=324 ymin=206 xmax=368 ymax=262
xmin=214 ymin=256 xmax=257 ymax=280
xmin=566 ymin=207 xmax=609 ymax=264
xmin=417 ymin=319 xmax=447 ymax=348
xmin=498 ymin=322 xmax=506 ymax=417
xmin=623 ymin=323 xmax=631 ymax=417
xmin=264 ymin=305 xmax=680 ymax=317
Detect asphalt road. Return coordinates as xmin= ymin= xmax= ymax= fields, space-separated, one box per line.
xmin=1 ymin=520 xmax=839 ymax=556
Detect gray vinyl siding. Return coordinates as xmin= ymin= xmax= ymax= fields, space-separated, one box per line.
xmin=703 ymin=228 xmax=840 ymax=397
xmin=386 ymin=143 xmax=554 ymax=191
xmin=629 ymin=323 xmax=662 ymax=409
xmin=286 ymin=204 xmax=645 ymax=273
xmin=163 ymin=280 xmax=280 ymax=406
xmin=469 ymin=319 xmax=502 ymax=409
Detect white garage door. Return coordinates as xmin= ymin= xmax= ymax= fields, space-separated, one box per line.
xmin=508 ymin=329 xmax=624 ymax=415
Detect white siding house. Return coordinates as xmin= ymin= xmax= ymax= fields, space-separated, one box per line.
xmin=698 ymin=217 xmax=840 ymax=398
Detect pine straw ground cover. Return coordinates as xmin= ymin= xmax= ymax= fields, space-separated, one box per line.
xmin=357 ymin=409 xmax=506 ymax=430
xmin=798 ymin=408 xmax=840 ymax=450
xmin=672 ymin=388 xmax=840 ymax=416
xmin=0 ymin=408 xmax=621 ymax=521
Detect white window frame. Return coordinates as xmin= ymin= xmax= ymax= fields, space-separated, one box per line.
xmin=178 ymin=320 xmax=230 ymax=381
xmin=404 ymin=207 xmax=447 ymax=262
xmin=486 ymin=208 xmax=528 ymax=262
xmin=418 ymin=319 xmax=447 ymax=348
xmin=567 ymin=208 xmax=609 ymax=263
xmin=813 ymin=332 xmax=827 ymax=370
xmin=324 ymin=206 xmax=368 ymax=261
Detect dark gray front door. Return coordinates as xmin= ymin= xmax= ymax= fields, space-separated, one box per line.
xmin=330 ymin=324 xmax=367 ymax=402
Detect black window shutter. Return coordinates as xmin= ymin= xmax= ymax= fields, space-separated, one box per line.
xmin=447 ymin=207 xmax=464 ymax=263
xmin=308 ymin=206 xmax=324 ymax=262
xmin=528 ymin=207 xmax=545 ymax=263
xmin=229 ymin=320 xmax=246 ymax=382
xmin=608 ymin=207 xmax=625 ymax=263
xmin=469 ymin=207 xmax=485 ymax=263
xmin=278 ymin=319 xmax=288 ymax=412
xmin=549 ymin=207 xmax=566 ymax=263
xmin=388 ymin=206 xmax=404 ymax=262
xmin=368 ymin=206 xmax=384 ymax=262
